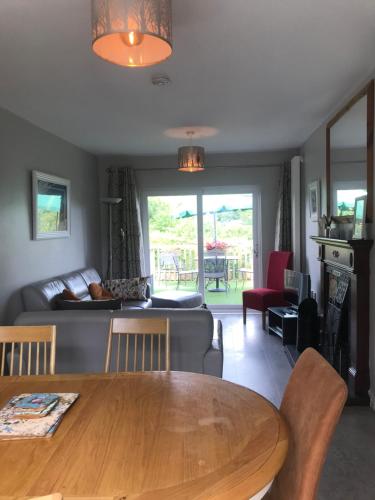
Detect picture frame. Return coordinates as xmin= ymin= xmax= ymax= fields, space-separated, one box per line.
xmin=352 ymin=195 xmax=367 ymax=239
xmin=32 ymin=170 xmax=71 ymax=240
xmin=308 ymin=180 xmax=320 ymax=222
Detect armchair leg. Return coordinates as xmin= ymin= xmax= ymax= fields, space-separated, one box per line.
xmin=243 ymin=306 xmax=247 ymax=324
xmin=262 ymin=311 xmax=267 ymax=331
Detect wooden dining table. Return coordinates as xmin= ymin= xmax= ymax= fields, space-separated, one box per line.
xmin=0 ymin=371 xmax=288 ymax=499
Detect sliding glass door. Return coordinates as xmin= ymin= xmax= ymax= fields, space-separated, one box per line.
xmin=146 ymin=189 xmax=259 ymax=308
xmin=202 ymin=193 xmax=255 ymax=307
xmin=148 ymin=195 xmax=198 ymax=293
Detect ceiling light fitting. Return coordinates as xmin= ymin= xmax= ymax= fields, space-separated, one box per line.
xmin=151 ymin=74 xmax=171 ymax=87
xmin=91 ymin=0 xmax=172 ymax=68
xmin=178 ymin=132 xmax=205 ymax=173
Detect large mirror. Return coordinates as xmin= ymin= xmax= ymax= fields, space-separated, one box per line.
xmin=326 ymin=80 xmax=374 ymax=223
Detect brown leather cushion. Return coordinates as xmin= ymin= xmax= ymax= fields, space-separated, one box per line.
xmin=62 ymin=289 xmax=80 ymax=301
xmin=89 ymin=283 xmax=113 ymax=300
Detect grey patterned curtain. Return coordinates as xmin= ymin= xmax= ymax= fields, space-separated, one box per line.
xmin=107 ymin=167 xmax=145 ymax=279
xmin=275 ymin=162 xmax=292 ymax=251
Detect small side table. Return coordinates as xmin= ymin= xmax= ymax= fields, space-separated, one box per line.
xmin=268 ymin=306 xmax=297 ymax=345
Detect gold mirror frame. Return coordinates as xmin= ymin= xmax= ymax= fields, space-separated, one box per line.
xmin=326 ymin=80 xmax=374 ymax=223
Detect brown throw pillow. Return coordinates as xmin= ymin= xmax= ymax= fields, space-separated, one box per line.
xmin=89 ymin=282 xmax=113 ymax=300
xmin=62 ymin=288 xmax=80 ymax=301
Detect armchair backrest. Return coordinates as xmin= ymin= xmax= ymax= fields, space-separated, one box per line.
xmin=266 ymin=251 xmax=293 ymax=290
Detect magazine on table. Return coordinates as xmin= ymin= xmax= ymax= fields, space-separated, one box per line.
xmin=0 ymin=393 xmax=79 ymax=440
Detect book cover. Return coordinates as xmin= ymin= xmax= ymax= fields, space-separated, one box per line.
xmin=0 ymin=393 xmax=79 ymax=440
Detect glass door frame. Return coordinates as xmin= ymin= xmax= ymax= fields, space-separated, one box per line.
xmin=142 ymin=185 xmax=262 ymax=310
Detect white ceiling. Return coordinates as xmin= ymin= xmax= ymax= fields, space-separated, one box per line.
xmin=1 ymin=0 xmax=375 ymax=155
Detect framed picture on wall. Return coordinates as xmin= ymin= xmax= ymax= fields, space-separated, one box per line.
xmin=32 ymin=171 xmax=71 ymax=240
xmin=352 ymin=195 xmax=367 ymax=239
xmin=308 ymin=180 xmax=320 ymax=222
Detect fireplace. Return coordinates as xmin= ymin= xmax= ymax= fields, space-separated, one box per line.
xmin=323 ymin=267 xmax=350 ymax=378
xmin=311 ymin=236 xmax=373 ymax=404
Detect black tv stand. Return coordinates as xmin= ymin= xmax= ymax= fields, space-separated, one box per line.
xmin=268 ymin=306 xmax=297 ymax=345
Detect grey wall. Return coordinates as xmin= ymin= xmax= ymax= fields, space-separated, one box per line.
xmin=97 ymin=149 xmax=298 ymax=285
xmin=0 ymin=107 xmax=101 ymax=324
xmin=301 ymin=79 xmax=375 ymax=409
xmin=301 ymin=126 xmax=326 ymax=304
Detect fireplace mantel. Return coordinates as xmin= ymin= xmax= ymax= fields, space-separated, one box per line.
xmin=311 ymin=236 xmax=373 ymax=404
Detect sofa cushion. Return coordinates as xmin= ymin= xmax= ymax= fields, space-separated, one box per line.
xmin=56 ymin=298 xmax=122 ymax=310
xmin=61 ymin=272 xmax=90 ymax=300
xmin=80 ymin=268 xmax=102 ymax=287
xmin=122 ymin=299 xmax=152 ymax=309
xmin=14 ymin=308 xmax=222 ymax=377
xmin=151 ymin=291 xmax=203 ymax=308
xmin=22 ymin=278 xmax=66 ymax=311
xmin=104 ymin=277 xmax=148 ymax=301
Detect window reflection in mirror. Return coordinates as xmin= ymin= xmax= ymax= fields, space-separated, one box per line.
xmin=334 ymin=188 xmax=367 ymax=216
xmin=330 ymin=96 xmax=367 ymax=218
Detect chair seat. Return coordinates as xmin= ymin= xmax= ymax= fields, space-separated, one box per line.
xmin=178 ymin=269 xmax=198 ymax=276
xmin=243 ymin=288 xmax=286 ymax=312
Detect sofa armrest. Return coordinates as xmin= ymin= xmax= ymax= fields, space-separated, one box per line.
xmin=203 ymin=319 xmax=223 ymax=378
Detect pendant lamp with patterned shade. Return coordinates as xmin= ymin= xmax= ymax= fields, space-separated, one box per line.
xmin=91 ymin=0 xmax=172 ymax=68
xmin=178 ymin=131 xmax=205 ymax=173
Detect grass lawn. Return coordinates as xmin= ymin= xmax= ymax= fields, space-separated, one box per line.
xmin=153 ymin=279 xmax=253 ymax=306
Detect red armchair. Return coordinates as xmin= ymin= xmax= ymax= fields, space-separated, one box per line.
xmin=242 ymin=251 xmax=293 ymax=329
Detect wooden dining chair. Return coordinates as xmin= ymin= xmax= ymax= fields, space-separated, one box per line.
xmin=104 ymin=318 xmax=170 ymax=372
xmin=0 ymin=325 xmax=56 ymax=376
xmin=263 ymin=348 xmax=348 ymax=500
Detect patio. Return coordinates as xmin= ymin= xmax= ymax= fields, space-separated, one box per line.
xmin=153 ymin=277 xmax=253 ymax=306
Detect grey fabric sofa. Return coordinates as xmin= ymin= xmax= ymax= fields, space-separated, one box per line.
xmin=21 ymin=267 xmax=152 ymax=311
xmin=15 ymin=308 xmax=223 ymax=377
xmin=17 ymin=267 xmax=223 ymax=377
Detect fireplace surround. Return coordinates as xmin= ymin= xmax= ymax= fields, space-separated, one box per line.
xmin=311 ymin=236 xmax=373 ymax=403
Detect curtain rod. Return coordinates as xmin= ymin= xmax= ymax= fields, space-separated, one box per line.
xmin=134 ymin=163 xmax=282 ymax=172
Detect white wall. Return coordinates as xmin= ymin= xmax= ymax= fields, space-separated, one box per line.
xmin=97 ymin=149 xmax=298 ymax=285
xmin=301 ymin=78 xmax=375 ymax=408
xmin=0 ymin=107 xmax=101 ymax=324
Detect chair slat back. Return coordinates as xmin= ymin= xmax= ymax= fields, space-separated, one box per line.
xmin=0 ymin=325 xmax=56 ymax=376
xmin=105 ymin=318 xmax=170 ymax=373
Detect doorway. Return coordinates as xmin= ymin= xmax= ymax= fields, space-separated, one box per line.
xmin=146 ymin=190 xmax=260 ymax=307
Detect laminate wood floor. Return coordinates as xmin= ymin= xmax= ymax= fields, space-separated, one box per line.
xmin=214 ymin=311 xmax=375 ymax=500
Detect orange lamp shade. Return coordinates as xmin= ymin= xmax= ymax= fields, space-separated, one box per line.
xmin=91 ymin=0 xmax=172 ymax=68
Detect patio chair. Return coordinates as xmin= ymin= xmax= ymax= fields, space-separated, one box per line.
xmin=236 ymin=267 xmax=253 ymax=290
xmin=204 ymin=254 xmax=228 ymax=292
xmin=160 ymin=253 xmax=198 ymax=290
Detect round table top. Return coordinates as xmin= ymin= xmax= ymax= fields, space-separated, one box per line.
xmin=0 ymin=371 xmax=288 ymax=499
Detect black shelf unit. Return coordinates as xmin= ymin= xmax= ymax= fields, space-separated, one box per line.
xmin=268 ymin=306 xmax=298 ymax=345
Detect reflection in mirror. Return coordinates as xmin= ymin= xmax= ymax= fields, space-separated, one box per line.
xmin=330 ymin=96 xmax=367 ymax=217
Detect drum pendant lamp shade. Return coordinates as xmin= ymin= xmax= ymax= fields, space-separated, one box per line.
xmin=91 ymin=0 xmax=172 ymax=68
xmin=178 ymin=146 xmax=205 ymax=172
xmin=178 ymin=130 xmax=205 ymax=172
